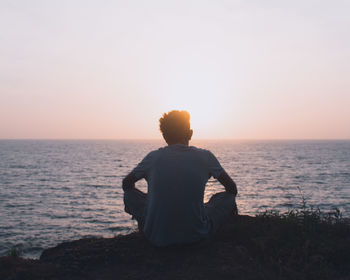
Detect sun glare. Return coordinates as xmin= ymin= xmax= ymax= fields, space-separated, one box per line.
xmin=161 ymin=97 xmax=223 ymax=139
xmin=158 ymin=58 xmax=230 ymax=138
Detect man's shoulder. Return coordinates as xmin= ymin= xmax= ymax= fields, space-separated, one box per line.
xmin=185 ymin=146 xmax=217 ymax=161
xmin=188 ymin=145 xmax=212 ymax=154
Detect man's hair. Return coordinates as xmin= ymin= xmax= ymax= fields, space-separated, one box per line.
xmin=159 ymin=110 xmax=191 ymax=143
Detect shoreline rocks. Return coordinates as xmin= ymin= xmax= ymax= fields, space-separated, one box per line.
xmin=1 ymin=215 xmax=350 ymax=280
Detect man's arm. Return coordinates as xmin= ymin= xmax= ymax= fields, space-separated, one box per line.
xmin=217 ymin=171 xmax=237 ymax=196
xmin=122 ymin=172 xmax=138 ymax=191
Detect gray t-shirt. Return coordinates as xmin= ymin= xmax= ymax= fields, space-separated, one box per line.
xmin=132 ymin=144 xmax=224 ymax=246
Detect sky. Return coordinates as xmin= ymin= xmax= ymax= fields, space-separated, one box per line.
xmin=1 ymin=0 xmax=349 ymax=139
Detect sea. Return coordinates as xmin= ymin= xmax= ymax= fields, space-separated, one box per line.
xmin=1 ymin=140 xmax=350 ymax=258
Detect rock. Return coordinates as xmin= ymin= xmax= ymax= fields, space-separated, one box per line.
xmin=1 ymin=214 xmax=350 ymax=280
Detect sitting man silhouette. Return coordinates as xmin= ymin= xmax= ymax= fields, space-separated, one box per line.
xmin=123 ymin=110 xmax=238 ymax=246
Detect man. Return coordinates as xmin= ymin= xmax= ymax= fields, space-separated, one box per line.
xmin=123 ymin=110 xmax=238 ymax=246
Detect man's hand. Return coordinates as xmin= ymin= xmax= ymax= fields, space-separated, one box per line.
xmin=217 ymin=171 xmax=237 ymax=196
xmin=122 ymin=172 xmax=137 ymax=191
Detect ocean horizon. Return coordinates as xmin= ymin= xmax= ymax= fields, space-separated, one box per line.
xmin=1 ymin=139 xmax=349 ymax=258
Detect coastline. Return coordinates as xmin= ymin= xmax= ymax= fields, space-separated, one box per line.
xmin=1 ymin=214 xmax=350 ymax=280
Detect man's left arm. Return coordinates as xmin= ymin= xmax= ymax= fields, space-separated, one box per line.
xmin=217 ymin=171 xmax=238 ymax=196
xmin=208 ymin=150 xmax=238 ymax=196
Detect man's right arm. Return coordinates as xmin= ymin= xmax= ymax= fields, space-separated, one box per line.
xmin=122 ymin=151 xmax=153 ymax=191
xmin=217 ymin=171 xmax=237 ymax=196
xmin=122 ymin=172 xmax=138 ymax=191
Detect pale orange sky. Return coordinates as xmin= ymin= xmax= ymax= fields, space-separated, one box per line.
xmin=1 ymin=0 xmax=349 ymax=139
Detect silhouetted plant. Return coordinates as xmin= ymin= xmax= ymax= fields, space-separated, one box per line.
xmin=7 ymin=246 xmax=21 ymax=258
xmin=252 ymin=190 xmax=350 ymax=279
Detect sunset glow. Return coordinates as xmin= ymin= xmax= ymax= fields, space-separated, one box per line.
xmin=1 ymin=0 xmax=349 ymax=139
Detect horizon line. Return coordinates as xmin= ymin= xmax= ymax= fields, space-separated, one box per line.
xmin=1 ymin=138 xmax=350 ymax=141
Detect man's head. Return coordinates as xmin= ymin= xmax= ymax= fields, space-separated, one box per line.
xmin=159 ymin=110 xmax=193 ymax=145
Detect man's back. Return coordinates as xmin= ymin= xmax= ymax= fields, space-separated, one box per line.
xmin=132 ymin=144 xmax=224 ymax=246
xmin=122 ymin=110 xmax=237 ymax=247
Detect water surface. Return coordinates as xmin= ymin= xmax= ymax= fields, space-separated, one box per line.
xmin=1 ymin=140 xmax=349 ymax=258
